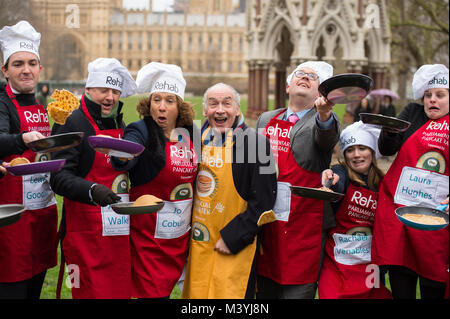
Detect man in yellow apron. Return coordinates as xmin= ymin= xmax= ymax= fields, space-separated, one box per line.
xmin=182 ymin=83 xmax=277 ymax=299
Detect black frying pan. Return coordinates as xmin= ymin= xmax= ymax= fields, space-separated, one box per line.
xmin=318 ymin=73 xmax=374 ymax=104
xmin=0 ymin=204 xmax=26 ymax=227
xmin=26 ymin=132 xmax=84 ymax=153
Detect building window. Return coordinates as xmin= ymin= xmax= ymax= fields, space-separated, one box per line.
xmin=214 ymin=0 xmax=220 ymax=11
xmin=148 ymin=33 xmax=152 ymax=50
xmin=168 ymin=33 xmax=172 ymax=50
xmin=229 ymin=35 xmax=233 ymax=52
xmin=108 ymin=33 xmax=113 ymax=50
xmin=118 ymin=33 xmax=123 ymax=50
xmin=198 ymin=34 xmax=202 ymax=52
xmin=188 ymin=35 xmax=192 ymax=52
xmin=158 ymin=34 xmax=162 ymax=51
xmin=128 ymin=34 xmax=133 ymax=50
xmin=138 ymin=33 xmax=142 ymax=50
xmin=208 ymin=35 xmax=213 ymax=52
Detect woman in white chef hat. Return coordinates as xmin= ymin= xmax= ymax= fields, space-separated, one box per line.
xmin=111 ymin=62 xmax=198 ymax=299
xmin=317 ymin=121 xmax=392 ymax=299
xmin=0 ymin=21 xmax=58 ymax=299
xmin=371 ymin=64 xmax=449 ymax=299
xmin=49 ymin=57 xmax=137 ymax=299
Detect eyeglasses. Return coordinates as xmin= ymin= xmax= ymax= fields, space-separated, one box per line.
xmin=294 ymin=70 xmax=319 ymax=81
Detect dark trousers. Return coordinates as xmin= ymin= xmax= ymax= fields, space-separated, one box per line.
xmin=0 ymin=271 xmax=47 ymax=299
xmin=389 ymin=265 xmax=446 ymax=299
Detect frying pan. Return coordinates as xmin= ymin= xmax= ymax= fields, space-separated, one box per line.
xmin=395 ymin=204 xmax=449 ymax=231
xmin=359 ymin=113 xmax=411 ymax=132
xmin=26 ymin=132 xmax=84 ymax=153
xmin=290 ymin=185 xmax=344 ymax=201
xmin=318 ymin=73 xmax=374 ymax=105
xmin=0 ymin=204 xmax=26 ymax=227
xmin=110 ymin=201 xmax=165 ymax=215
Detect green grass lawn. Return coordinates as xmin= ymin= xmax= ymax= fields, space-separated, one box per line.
xmin=40 ymin=96 xmax=352 ymax=299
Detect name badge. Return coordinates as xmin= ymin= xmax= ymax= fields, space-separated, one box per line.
xmin=273 ymin=182 xmax=291 ymax=222
xmin=22 ymin=173 xmax=56 ymax=210
xmin=101 ymin=194 xmax=130 ymax=236
xmin=394 ymin=166 xmax=449 ymax=208
xmin=333 ymin=233 xmax=372 ymax=265
xmin=155 ymin=199 xmax=192 ymax=239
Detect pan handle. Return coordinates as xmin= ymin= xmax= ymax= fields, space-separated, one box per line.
xmin=435 ymin=204 xmax=449 ymax=212
xmin=324 ymin=177 xmax=333 ymax=188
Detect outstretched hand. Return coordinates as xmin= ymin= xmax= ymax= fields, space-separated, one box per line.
xmin=314 ymin=96 xmax=335 ymax=122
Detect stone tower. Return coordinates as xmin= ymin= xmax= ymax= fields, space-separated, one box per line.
xmin=245 ymin=0 xmax=391 ymax=121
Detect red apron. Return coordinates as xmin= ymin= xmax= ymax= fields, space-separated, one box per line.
xmin=0 ymin=84 xmax=58 ymax=282
xmin=372 ymin=115 xmax=449 ymax=284
xmin=318 ymin=183 xmax=392 ymax=299
xmin=129 ymin=133 xmax=197 ymax=298
xmin=258 ymin=109 xmax=325 ymax=284
xmin=61 ymin=96 xmax=131 ymax=298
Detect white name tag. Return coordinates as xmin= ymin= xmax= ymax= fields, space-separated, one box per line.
xmin=273 ymin=182 xmax=291 ymax=222
xmin=333 ymin=233 xmax=372 ymax=265
xmin=22 ymin=173 xmax=56 ymax=210
xmin=394 ymin=166 xmax=449 ymax=208
xmin=101 ymin=194 xmax=130 ymax=236
xmin=155 ymin=199 xmax=192 ymax=239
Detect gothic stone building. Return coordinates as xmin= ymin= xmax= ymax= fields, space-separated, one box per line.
xmin=28 ymin=0 xmax=390 ymax=121
xmin=30 ymin=0 xmax=247 ymax=94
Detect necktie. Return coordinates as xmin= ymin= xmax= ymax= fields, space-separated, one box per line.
xmin=288 ymin=113 xmax=299 ymax=124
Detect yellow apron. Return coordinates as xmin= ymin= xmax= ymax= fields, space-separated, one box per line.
xmin=182 ymin=128 xmax=257 ymax=299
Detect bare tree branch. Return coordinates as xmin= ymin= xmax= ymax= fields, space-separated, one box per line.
xmin=413 ymin=0 xmax=449 ymax=33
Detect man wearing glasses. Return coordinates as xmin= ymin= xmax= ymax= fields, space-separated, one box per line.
xmin=255 ymin=61 xmax=340 ymax=299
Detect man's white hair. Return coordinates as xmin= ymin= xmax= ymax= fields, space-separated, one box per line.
xmin=202 ymin=82 xmax=241 ymax=111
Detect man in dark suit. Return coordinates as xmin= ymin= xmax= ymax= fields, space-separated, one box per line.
xmin=256 ymin=61 xmax=340 ymax=299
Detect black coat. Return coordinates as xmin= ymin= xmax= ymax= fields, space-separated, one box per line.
xmin=378 ymin=102 xmax=429 ymax=156
xmin=0 ymin=84 xmax=39 ymax=180
xmin=0 ymin=84 xmax=36 ymax=159
xmin=50 ymin=95 xmax=125 ymax=205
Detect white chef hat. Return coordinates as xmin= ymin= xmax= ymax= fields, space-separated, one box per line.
xmin=136 ymin=62 xmax=186 ymax=99
xmin=286 ymin=61 xmax=333 ymax=85
xmin=412 ymin=64 xmax=449 ymax=100
xmin=0 ymin=21 xmax=41 ymax=64
xmin=86 ymin=58 xmax=137 ymax=97
xmin=339 ymin=121 xmax=381 ymax=159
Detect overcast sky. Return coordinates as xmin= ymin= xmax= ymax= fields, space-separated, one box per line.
xmin=122 ymin=0 xmax=174 ymax=12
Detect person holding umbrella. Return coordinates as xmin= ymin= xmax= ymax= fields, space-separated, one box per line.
xmin=371 ymin=64 xmax=449 ymax=299
xmin=0 ymin=21 xmax=58 ymax=299
xmin=50 ymin=58 xmax=137 ymax=299
xmin=378 ymin=95 xmax=396 ymax=117
xmin=317 ymin=121 xmax=391 ymax=299
xmin=111 ymin=62 xmax=198 ymax=299
xmin=370 ymin=89 xmax=398 ymax=117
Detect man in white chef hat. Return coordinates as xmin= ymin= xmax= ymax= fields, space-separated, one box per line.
xmin=49 ymin=58 xmax=137 ymax=299
xmin=255 ymin=60 xmax=341 ymax=299
xmin=0 ymin=20 xmax=46 ymax=143
xmin=0 ymin=21 xmax=57 ymax=299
